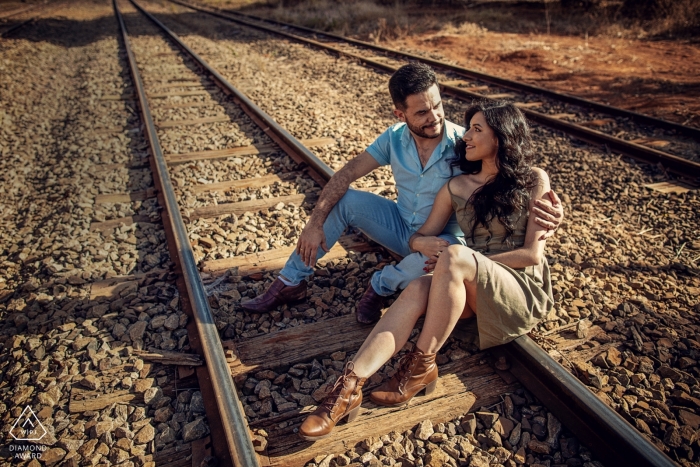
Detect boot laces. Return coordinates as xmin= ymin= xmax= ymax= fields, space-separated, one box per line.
xmin=396 ymin=353 xmax=418 ymax=395
xmin=321 ymin=362 xmax=355 ymax=413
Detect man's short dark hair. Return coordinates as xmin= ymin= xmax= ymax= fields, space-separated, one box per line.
xmin=388 ymin=62 xmax=438 ymax=110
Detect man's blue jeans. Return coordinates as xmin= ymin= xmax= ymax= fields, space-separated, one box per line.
xmin=279 ymin=189 xmax=464 ymax=296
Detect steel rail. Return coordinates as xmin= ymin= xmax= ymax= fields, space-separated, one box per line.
xmin=113 ymin=1 xmax=259 ymax=466
xmin=492 ymin=337 xmax=676 ymax=467
xmin=130 ymin=0 xmax=333 ymax=188
xmin=168 ymin=0 xmax=700 ymax=179
xmin=179 ymin=0 xmax=700 ymax=142
xmin=122 ymin=2 xmax=677 ymax=465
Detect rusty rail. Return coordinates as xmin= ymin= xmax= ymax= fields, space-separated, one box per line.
xmin=113 ymin=1 xmax=259 ymax=465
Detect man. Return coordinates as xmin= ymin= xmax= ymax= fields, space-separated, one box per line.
xmin=242 ymin=63 xmax=563 ymax=323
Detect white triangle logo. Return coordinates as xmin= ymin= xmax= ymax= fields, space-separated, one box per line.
xmin=10 ymin=406 xmax=47 ymax=441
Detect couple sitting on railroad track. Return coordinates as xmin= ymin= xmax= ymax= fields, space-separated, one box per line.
xmin=241 ymin=63 xmax=563 ymax=440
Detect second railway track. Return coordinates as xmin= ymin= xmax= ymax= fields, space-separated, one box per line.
xmin=167 ymin=0 xmax=700 ymax=180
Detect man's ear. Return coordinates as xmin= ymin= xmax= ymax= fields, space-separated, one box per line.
xmin=393 ymin=108 xmax=406 ymax=122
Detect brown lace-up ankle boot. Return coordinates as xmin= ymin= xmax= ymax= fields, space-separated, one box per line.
xmin=298 ymin=362 xmax=367 ymax=441
xmin=370 ymin=348 xmax=438 ymax=407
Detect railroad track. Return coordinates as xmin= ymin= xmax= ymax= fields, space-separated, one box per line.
xmin=109 ymin=0 xmax=681 ymax=466
xmin=165 ymin=0 xmax=700 ymax=183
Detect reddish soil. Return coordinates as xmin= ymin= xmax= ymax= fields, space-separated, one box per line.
xmin=389 ymin=31 xmax=700 ymax=128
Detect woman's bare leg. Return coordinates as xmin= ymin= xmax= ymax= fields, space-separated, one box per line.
xmin=416 ymin=245 xmax=479 ymax=354
xmin=351 ymin=276 xmax=432 ymax=378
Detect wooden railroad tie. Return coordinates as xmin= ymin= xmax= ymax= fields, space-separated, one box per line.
xmin=165 ymin=137 xmax=335 ymax=164
xmin=644 ymin=180 xmax=698 ymax=194
xmin=191 ymin=172 xmax=301 ymax=193
xmin=485 ymin=93 xmax=516 ymax=99
xmin=156 ymin=115 xmax=230 ymax=129
xmin=441 ymin=82 xmax=489 ymax=91
xmin=201 ymin=234 xmax=373 ymax=276
xmin=147 ymin=90 xmax=213 ymax=99
xmin=156 ymin=101 xmax=217 ymax=110
xmin=221 ymin=314 xmax=517 ymax=465
xmin=188 ymin=193 xmax=317 ymax=221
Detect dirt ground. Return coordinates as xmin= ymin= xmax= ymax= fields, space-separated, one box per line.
xmin=390 ymin=28 xmax=700 ymax=128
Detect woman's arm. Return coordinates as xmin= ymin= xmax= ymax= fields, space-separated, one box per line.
xmin=487 ymin=168 xmax=550 ymax=269
xmin=409 ymin=182 xmax=455 ymax=257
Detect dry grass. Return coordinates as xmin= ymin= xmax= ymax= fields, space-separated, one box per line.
xmin=210 ymin=0 xmax=699 ymax=41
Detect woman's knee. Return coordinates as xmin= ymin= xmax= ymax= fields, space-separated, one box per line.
xmin=437 ymin=245 xmax=477 ymax=273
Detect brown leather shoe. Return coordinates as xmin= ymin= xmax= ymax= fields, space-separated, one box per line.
xmin=240 ymin=278 xmax=307 ymax=313
xmin=298 ymin=362 xmax=367 ymax=441
xmin=370 ymin=349 xmax=438 ymax=407
xmin=356 ymin=282 xmax=384 ymax=324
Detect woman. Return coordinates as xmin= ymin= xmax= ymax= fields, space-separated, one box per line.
xmin=298 ymin=101 xmax=554 ymax=441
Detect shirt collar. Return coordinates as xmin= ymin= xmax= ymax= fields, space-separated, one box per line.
xmin=400 ymin=120 xmax=459 ymax=157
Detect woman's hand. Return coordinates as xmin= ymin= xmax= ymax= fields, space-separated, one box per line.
xmin=413 ymin=236 xmax=449 ymax=272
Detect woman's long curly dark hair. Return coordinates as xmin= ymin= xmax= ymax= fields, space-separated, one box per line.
xmin=452 ymin=100 xmax=537 ymax=244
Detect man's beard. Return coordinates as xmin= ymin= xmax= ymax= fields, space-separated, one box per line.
xmin=406 ymin=118 xmax=444 ymax=139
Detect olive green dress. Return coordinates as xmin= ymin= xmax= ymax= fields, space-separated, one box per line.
xmin=448 ymin=181 xmax=554 ymax=350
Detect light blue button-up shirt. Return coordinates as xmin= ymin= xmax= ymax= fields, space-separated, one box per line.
xmin=366 ymin=120 xmax=466 ymax=237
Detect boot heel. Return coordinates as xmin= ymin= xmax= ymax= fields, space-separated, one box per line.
xmin=345 ymin=405 xmax=360 ymax=423
xmin=423 ymin=379 xmax=438 ymax=396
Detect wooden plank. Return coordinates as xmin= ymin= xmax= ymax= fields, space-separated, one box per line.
xmin=133 ymin=349 xmax=203 ymax=366
xmin=256 ymin=355 xmax=518 ymax=465
xmin=545 ymin=324 xmax=606 ymax=353
xmin=157 ymin=101 xmax=218 ymax=110
xmin=442 ymin=82 xmax=489 ymax=92
xmin=152 ymin=81 xmax=206 ymax=88
xmin=166 ymin=137 xmax=336 ymax=165
xmin=69 ymin=389 xmax=143 ymax=413
xmin=551 ymin=113 xmax=577 ymax=120
xmin=90 ymin=214 xmax=156 ymax=232
xmin=99 ymin=93 xmax=136 ymax=101
xmin=192 ymin=173 xmax=299 ymax=193
xmin=515 ymin=101 xmax=543 ymax=108
xmin=157 ymin=115 xmax=230 ymax=129
xmin=225 ymin=314 xmax=373 ymax=378
xmin=629 ymin=137 xmax=671 ymax=149
xmin=486 ymin=93 xmax=516 ymax=99
xmin=188 ymin=193 xmax=316 ymax=221
xmin=91 ymin=162 xmax=149 ymax=173
xmin=644 ymin=181 xmax=697 ymax=194
xmin=582 ymin=118 xmax=616 ymax=127
xmin=167 ymin=143 xmax=277 ymax=164
xmin=147 ymin=90 xmax=211 ymax=99
xmin=95 ymin=188 xmax=156 ymax=204
xmin=557 ymin=342 xmax=622 ymax=365
xmin=89 ymin=268 xmax=168 ymax=300
xmin=153 ymin=442 xmax=192 ymax=465
xmin=201 ymin=234 xmax=373 ymax=275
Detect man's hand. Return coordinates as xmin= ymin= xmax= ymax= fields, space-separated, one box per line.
xmin=534 ymin=189 xmax=564 ymax=240
xmin=296 ymin=221 xmax=329 ymax=267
